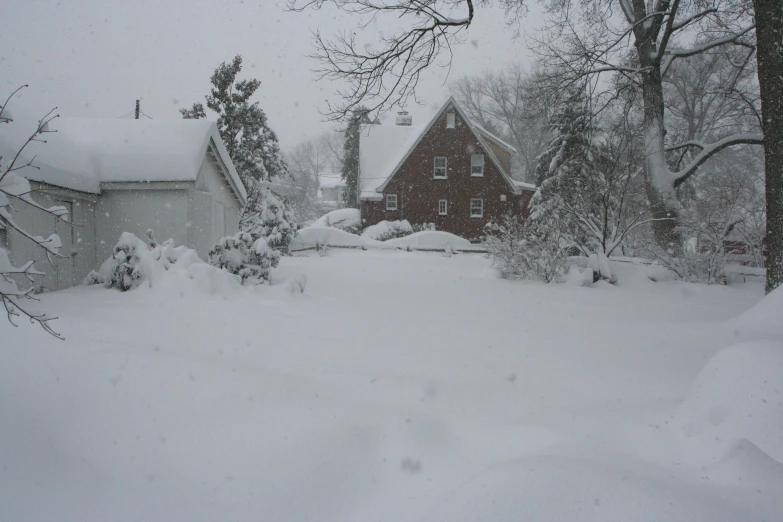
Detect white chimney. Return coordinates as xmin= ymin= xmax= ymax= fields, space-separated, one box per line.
xmin=396 ymin=111 xmax=412 ymax=126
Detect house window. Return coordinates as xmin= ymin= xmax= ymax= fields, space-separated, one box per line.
xmin=471 ymin=154 xmax=485 ymax=176
xmin=434 ymin=157 xmax=447 ymax=178
xmin=386 ymin=194 xmax=398 ymax=211
xmin=438 ymin=199 xmax=448 ymax=216
xmin=470 ymin=198 xmax=483 ymax=218
xmin=446 ymin=112 xmax=455 ymax=129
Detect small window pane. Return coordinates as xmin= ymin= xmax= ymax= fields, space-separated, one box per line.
xmin=386 ymin=194 xmax=398 ymax=211
xmin=434 ymin=157 xmax=447 ymax=178
xmin=471 ymin=154 xmax=484 ymax=176
xmin=438 ymin=200 xmax=448 ymax=215
xmin=446 ymin=112 xmax=455 ymax=129
xmin=470 ymin=198 xmax=483 ymax=218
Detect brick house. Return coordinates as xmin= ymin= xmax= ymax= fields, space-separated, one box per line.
xmin=359 ymin=97 xmax=535 ymax=240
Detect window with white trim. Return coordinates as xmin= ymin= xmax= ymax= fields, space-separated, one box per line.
xmin=446 ymin=112 xmax=455 ymax=129
xmin=386 ymin=194 xmax=398 ymax=211
xmin=470 ymin=198 xmax=483 ymax=218
xmin=471 ymin=154 xmax=485 ymax=176
xmin=434 ymin=157 xmax=447 ymax=178
xmin=438 ymin=199 xmax=448 ymax=215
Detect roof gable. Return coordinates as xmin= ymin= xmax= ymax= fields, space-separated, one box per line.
xmin=359 ymin=97 xmax=520 ymax=199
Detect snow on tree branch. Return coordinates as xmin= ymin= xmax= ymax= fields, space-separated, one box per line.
xmin=671 ymin=133 xmax=764 ymax=188
xmin=0 ymin=86 xmax=67 ymax=339
xmin=661 ymin=24 xmax=756 ymax=76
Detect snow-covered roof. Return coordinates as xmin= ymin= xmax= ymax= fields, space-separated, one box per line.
xmin=6 ymin=118 xmax=246 ymax=202
xmin=359 ymin=123 xmax=426 ymax=200
xmin=473 ymin=124 xmax=518 ymax=154
xmin=513 ymin=180 xmax=537 ymax=191
xmin=358 ymin=97 xmax=520 ymax=200
xmin=319 ymin=173 xmax=346 ymax=190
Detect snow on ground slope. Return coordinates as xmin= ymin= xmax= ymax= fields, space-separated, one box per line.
xmin=0 ymin=251 xmax=779 ymax=521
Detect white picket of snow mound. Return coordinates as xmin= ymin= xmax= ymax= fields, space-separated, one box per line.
xmin=673 ymin=339 xmax=783 ymax=464
xmin=289 ymin=226 xmax=370 ymax=250
xmin=311 ymin=208 xmax=361 ymax=229
xmin=383 ymin=231 xmax=472 ymax=250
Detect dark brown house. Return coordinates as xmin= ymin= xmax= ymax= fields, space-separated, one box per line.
xmin=359 ymin=97 xmax=535 ymax=240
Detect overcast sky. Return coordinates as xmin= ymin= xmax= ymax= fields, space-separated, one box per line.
xmin=1 ymin=0 xmax=543 ymax=149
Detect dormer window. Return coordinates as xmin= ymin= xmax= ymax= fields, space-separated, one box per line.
xmin=446 ymin=112 xmax=455 ymax=129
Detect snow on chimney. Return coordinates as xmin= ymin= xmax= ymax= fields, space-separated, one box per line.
xmin=396 ymin=111 xmax=412 ymax=126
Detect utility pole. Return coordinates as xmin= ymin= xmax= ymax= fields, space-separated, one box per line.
xmin=135 ymin=100 xmax=140 ymax=120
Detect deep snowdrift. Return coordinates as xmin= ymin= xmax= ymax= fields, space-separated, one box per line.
xmin=0 ymin=251 xmax=778 ymax=522
xmin=674 ymin=340 xmax=783 ymax=463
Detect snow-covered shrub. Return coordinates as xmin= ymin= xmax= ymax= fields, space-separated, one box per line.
xmin=95 ymin=230 xmax=244 ymax=296
xmin=484 ymin=214 xmax=572 ymax=283
xmin=643 ymin=245 xmax=726 ymax=284
xmin=108 ymin=231 xmax=150 ymax=291
xmin=208 ymin=231 xmax=280 ymax=284
xmin=313 ymin=208 xmax=363 ymax=235
xmin=362 ymin=219 xmax=413 ymax=241
xmin=240 ymin=183 xmax=297 ymax=252
xmin=412 ymin=223 xmax=436 ymax=233
xmin=83 ymin=270 xmax=106 ymax=286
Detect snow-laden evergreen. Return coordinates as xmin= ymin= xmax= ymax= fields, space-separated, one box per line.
xmin=208 ymin=231 xmax=280 ymax=284
xmin=239 ymin=182 xmax=297 ymax=251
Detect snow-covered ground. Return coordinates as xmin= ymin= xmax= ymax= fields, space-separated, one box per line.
xmin=1 ymin=250 xmax=781 ymax=521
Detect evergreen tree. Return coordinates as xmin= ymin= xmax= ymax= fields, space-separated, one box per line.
xmin=531 ymin=96 xmax=606 ymax=254
xmin=341 ymin=106 xmax=371 ymax=208
xmin=182 ymin=55 xmax=296 ymax=251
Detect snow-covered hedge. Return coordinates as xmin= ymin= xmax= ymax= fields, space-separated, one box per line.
xmin=361 ymin=219 xmax=413 ymax=241
xmin=208 ymin=232 xmax=280 ymax=284
xmin=87 ymin=231 xmax=243 ymax=296
xmin=384 ymin=231 xmax=471 ymax=250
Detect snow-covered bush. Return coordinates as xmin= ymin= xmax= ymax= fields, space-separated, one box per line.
xmin=484 ymin=214 xmax=572 ymax=283
xmin=412 ymin=223 xmax=436 ymax=233
xmin=362 ymin=219 xmax=413 ymax=241
xmin=313 ymin=208 xmax=362 ymax=235
xmin=240 ymin=182 xmax=297 ymax=252
xmin=208 ymin=231 xmax=280 ymax=284
xmin=108 ymin=231 xmax=151 ymax=291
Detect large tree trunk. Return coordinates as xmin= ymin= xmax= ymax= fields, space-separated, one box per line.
xmin=754 ymin=0 xmax=783 ymax=293
xmin=640 ymin=67 xmax=682 ymax=251
xmin=634 ymin=24 xmax=683 ymax=251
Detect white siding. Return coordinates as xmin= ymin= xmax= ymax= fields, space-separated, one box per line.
xmin=4 ymin=184 xmax=97 ymax=291
xmin=189 ymin=152 xmax=242 ymax=259
xmin=95 ymin=188 xmax=190 ymax=263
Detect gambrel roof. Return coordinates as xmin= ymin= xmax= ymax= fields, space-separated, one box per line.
xmin=358 ymin=97 xmax=523 ymax=201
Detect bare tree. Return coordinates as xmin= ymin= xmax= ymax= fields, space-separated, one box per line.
xmin=532 ymin=0 xmax=764 ymax=251
xmin=0 ymin=86 xmax=68 ymax=338
xmin=286 ymin=0 xmax=484 ymax=120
